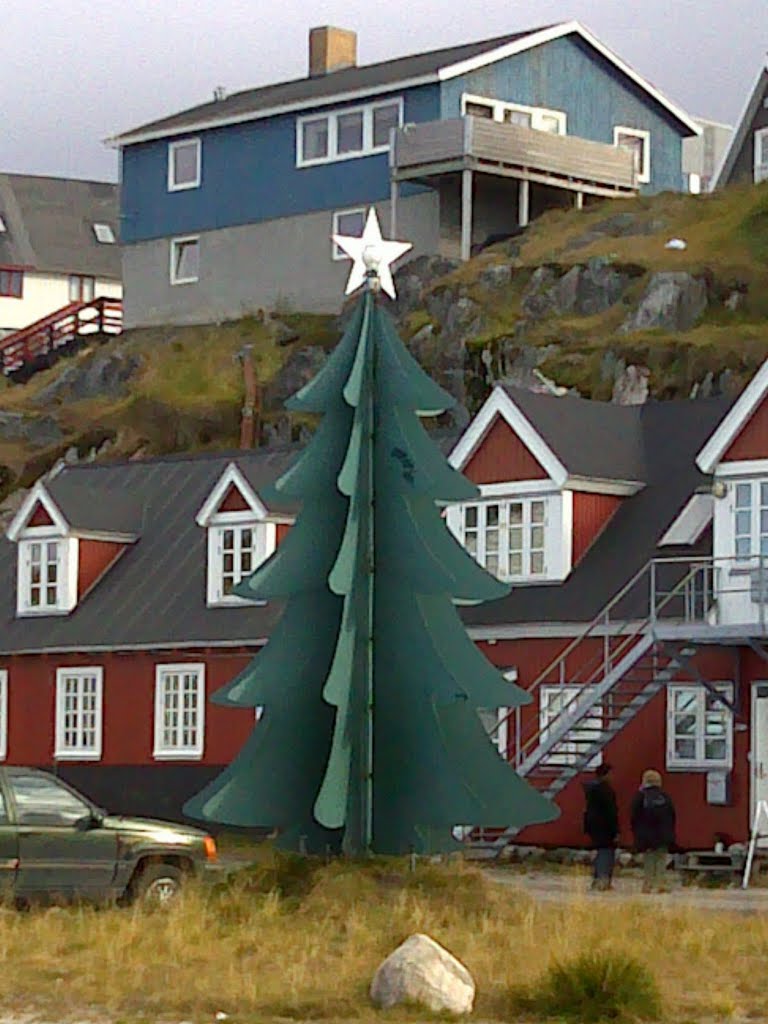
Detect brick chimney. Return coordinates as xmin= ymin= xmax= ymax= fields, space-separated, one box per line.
xmin=309 ymin=26 xmax=357 ymax=76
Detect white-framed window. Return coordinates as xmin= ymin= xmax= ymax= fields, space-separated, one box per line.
xmin=540 ymin=685 xmax=603 ymax=768
xmin=154 ymin=664 xmax=205 ymax=759
xmin=478 ymin=706 xmax=509 ymax=757
xmin=457 ymin=497 xmax=549 ymax=579
xmin=92 ymin=223 xmax=116 ymax=244
xmin=296 ymin=97 xmax=403 ymax=167
xmin=755 ymin=128 xmax=768 ymax=184
xmin=461 ymin=93 xmax=567 ymax=135
xmin=666 ymin=683 xmax=733 ymax=770
xmin=733 ymin=480 xmax=768 ymax=561
xmin=0 ymin=670 xmax=7 ymax=761
xmin=170 ymin=236 xmax=200 ymax=285
xmin=17 ymin=536 xmax=76 ymax=615
xmin=55 ymin=668 xmax=103 ymax=760
xmin=332 ymin=207 xmax=366 ymax=259
xmin=168 ymin=138 xmax=202 ymax=191
xmin=207 ymin=520 xmax=274 ymax=606
xmin=68 ymin=274 xmax=95 ymax=303
xmin=614 ymin=126 xmax=651 ymax=184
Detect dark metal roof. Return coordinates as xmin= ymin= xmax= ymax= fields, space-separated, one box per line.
xmin=0 ymin=396 xmax=732 ymax=653
xmin=113 ymin=26 xmax=556 ymax=143
xmin=0 ymin=447 xmax=303 ymax=655
xmin=0 ymin=174 xmax=120 ymax=278
xmin=503 ymin=386 xmax=646 ymax=482
xmin=464 ymin=396 xmax=732 ymax=628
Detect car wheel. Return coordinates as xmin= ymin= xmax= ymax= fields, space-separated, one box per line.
xmin=130 ymin=864 xmax=185 ymax=907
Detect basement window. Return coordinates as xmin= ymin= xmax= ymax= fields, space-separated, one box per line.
xmin=332 ymin=207 xmax=365 ymax=259
xmin=170 ymin=236 xmax=200 ymax=285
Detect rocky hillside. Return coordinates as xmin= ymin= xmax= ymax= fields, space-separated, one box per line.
xmin=0 ymin=182 xmax=766 ymax=510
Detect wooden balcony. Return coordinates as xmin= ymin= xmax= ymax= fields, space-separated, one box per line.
xmin=391 ymin=117 xmax=638 ymax=197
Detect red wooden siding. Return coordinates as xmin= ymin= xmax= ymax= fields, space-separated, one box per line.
xmin=218 ymin=484 xmax=250 ymax=512
xmin=3 ymin=650 xmax=256 ymax=767
xmin=479 ymin=638 xmax=750 ymax=848
xmin=723 ymin=393 xmax=768 ymax=461
xmin=28 ymin=502 xmax=54 ymax=527
xmin=572 ymin=493 xmax=622 ymax=565
xmin=464 ymin=416 xmax=549 ymax=484
xmin=78 ymin=540 xmax=128 ymax=599
xmin=276 ymin=523 xmax=291 ymax=544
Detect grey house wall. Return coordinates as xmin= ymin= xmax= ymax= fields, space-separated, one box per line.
xmin=728 ymin=79 xmax=768 ymax=185
xmin=122 ymin=193 xmax=439 ymax=326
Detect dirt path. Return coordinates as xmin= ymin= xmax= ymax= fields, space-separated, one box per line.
xmin=489 ymin=868 xmax=768 ymax=913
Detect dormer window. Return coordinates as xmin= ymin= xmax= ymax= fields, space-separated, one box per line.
xmin=449 ymin=492 xmax=563 ymax=582
xmin=17 ymin=536 xmax=77 ymax=615
xmin=208 ymin=520 xmax=272 ymax=604
xmin=196 ymin=462 xmax=283 ymax=607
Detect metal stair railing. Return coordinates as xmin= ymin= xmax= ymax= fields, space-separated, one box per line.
xmin=469 ymin=559 xmax=709 ymax=853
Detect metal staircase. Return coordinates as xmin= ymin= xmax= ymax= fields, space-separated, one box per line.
xmin=470 ymin=557 xmax=713 ymax=856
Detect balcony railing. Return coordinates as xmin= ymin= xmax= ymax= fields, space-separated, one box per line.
xmin=391 ymin=117 xmax=638 ymax=196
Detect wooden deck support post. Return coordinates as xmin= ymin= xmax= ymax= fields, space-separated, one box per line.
xmin=389 ymin=178 xmax=398 ymax=239
xmin=518 ymin=179 xmax=530 ymax=227
xmin=461 ymin=168 xmax=473 ymax=261
xmin=575 ymin=191 xmax=585 ymax=210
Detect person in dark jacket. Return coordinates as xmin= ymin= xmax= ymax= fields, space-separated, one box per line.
xmin=583 ymin=763 xmax=619 ymax=890
xmin=630 ymin=768 xmax=677 ymax=893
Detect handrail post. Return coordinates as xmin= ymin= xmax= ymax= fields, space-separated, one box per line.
xmin=650 ymin=560 xmax=657 ymax=626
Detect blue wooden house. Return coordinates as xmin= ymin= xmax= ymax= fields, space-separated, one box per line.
xmin=110 ymin=21 xmax=699 ymax=326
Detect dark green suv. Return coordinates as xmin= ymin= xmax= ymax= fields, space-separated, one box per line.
xmin=0 ymin=767 xmax=217 ymax=905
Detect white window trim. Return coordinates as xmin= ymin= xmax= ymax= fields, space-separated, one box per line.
xmin=755 ymin=127 xmax=768 ymax=184
xmin=446 ymin=490 xmax=571 ymax=583
xmin=153 ymin=663 xmax=206 ymax=760
xmin=167 ymin=138 xmax=202 ymax=191
xmin=461 ymin=92 xmax=567 ymax=134
xmin=0 ymin=670 xmax=7 ymax=761
xmin=614 ymin=125 xmax=651 ymax=184
xmin=207 ymin=518 xmax=275 ymax=607
xmin=16 ymin=533 xmax=78 ymax=617
xmin=666 ymin=683 xmax=733 ymax=771
xmin=332 ymin=207 xmax=366 ymax=259
xmin=54 ymin=667 xmax=103 ymax=761
xmin=296 ymin=97 xmax=404 ymax=168
xmin=169 ymin=235 xmax=200 ymax=285
xmin=540 ymin=685 xmax=603 ymax=768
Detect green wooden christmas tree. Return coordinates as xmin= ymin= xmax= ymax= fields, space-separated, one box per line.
xmin=184 ymin=210 xmax=558 ymax=854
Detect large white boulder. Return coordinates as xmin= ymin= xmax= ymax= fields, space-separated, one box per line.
xmin=370 ymin=933 xmax=475 ymax=1015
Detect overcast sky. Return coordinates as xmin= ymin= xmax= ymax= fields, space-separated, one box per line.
xmin=2 ymin=0 xmax=764 ymax=182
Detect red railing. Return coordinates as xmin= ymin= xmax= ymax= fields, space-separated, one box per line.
xmin=0 ymin=296 xmax=122 ymax=378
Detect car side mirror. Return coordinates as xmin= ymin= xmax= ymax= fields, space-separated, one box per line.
xmin=75 ymin=813 xmax=101 ymax=831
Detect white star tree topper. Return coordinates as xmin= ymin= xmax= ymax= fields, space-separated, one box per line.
xmin=332 ymin=207 xmax=412 ymax=300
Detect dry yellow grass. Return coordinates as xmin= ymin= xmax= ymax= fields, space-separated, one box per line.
xmin=0 ymin=859 xmax=766 ymax=1023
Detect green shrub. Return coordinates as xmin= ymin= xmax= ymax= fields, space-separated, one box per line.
xmin=522 ymin=950 xmax=662 ymax=1022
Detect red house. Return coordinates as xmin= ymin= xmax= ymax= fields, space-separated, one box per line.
xmin=4 ymin=359 xmax=768 ymax=851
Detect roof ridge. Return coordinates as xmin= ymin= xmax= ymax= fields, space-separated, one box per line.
xmin=57 ymin=444 xmax=305 ymax=474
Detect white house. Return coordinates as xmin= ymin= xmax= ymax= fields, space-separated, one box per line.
xmin=0 ymin=174 xmax=122 ymax=339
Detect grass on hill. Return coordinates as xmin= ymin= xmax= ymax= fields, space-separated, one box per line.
xmin=0 ymin=854 xmax=764 ymax=1023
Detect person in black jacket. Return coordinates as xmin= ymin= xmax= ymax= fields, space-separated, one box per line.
xmin=583 ymin=763 xmax=619 ymax=890
xmin=630 ymin=768 xmax=677 ymax=893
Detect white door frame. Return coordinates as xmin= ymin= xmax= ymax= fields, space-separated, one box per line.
xmin=750 ymin=681 xmax=768 ymax=842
